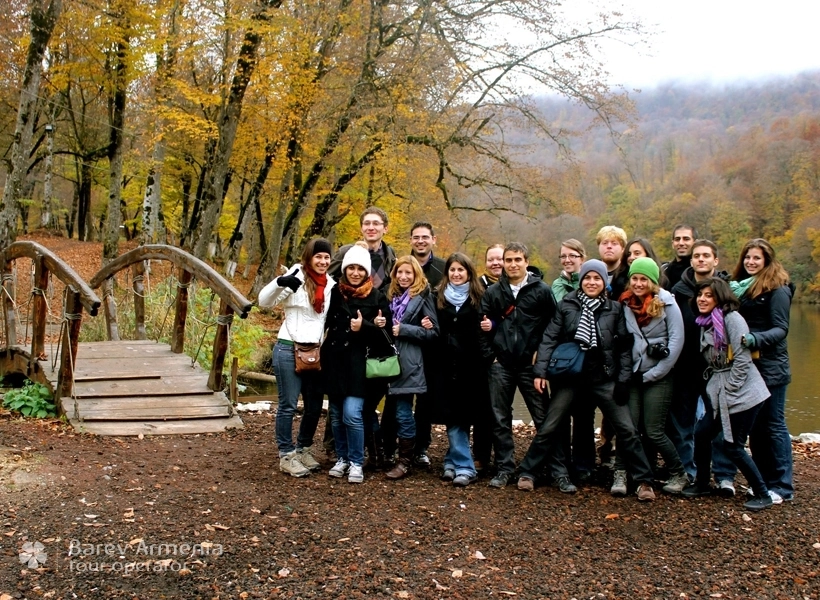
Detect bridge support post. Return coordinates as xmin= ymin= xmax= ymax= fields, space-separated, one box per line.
xmin=132 ymin=261 xmax=146 ymax=340
xmin=1 ymin=260 xmax=16 ymax=347
xmin=171 ymin=269 xmax=192 ymax=353
xmin=30 ymin=256 xmax=49 ymax=370
xmin=208 ymin=300 xmax=233 ymax=391
xmin=57 ymin=289 xmax=83 ymax=400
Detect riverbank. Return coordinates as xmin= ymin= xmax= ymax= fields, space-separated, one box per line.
xmin=1 ymin=413 xmax=819 ymax=599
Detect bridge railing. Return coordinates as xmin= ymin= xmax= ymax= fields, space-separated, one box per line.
xmin=0 ymin=241 xmax=102 ymax=397
xmin=89 ymin=245 xmax=253 ymax=392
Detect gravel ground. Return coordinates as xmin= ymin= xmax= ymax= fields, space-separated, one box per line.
xmin=0 ymin=412 xmax=819 ymax=599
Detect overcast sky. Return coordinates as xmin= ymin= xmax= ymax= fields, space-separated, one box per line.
xmin=576 ymin=0 xmax=820 ymax=88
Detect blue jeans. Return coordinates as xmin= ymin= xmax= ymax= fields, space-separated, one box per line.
xmin=749 ymin=384 xmax=793 ymax=498
xmin=385 ymin=394 xmax=417 ymax=440
xmin=666 ymin=386 xmax=699 ymax=478
xmin=272 ymin=343 xmax=324 ymax=457
xmin=328 ymin=395 xmax=365 ymax=466
xmin=444 ymin=425 xmax=476 ymax=477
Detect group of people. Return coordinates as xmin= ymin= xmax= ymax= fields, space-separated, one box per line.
xmin=259 ymin=209 xmax=794 ymax=512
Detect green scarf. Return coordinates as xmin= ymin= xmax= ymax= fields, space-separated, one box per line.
xmin=730 ymin=276 xmax=756 ymax=299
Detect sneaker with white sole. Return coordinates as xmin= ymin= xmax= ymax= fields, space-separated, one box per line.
xmin=279 ymin=451 xmax=311 ymax=477
xmin=610 ymin=470 xmax=628 ymax=496
xmin=328 ymin=459 xmax=350 ymax=478
xmin=717 ymin=480 xmax=735 ymax=498
xmin=768 ymin=490 xmax=784 ymax=504
xmin=662 ymin=473 xmax=690 ymax=495
xmin=347 ymin=464 xmax=364 ymax=483
xmin=296 ymin=447 xmax=321 ymax=472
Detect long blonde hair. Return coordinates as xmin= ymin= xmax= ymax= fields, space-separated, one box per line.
xmin=388 ymin=256 xmax=428 ymax=298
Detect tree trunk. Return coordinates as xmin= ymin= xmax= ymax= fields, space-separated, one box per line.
xmin=0 ymin=0 xmax=62 ymax=245
xmin=191 ymin=0 xmax=282 ymax=259
xmin=103 ymin=23 xmax=129 ymax=263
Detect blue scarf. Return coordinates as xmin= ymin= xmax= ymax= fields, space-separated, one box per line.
xmin=444 ymin=282 xmax=470 ymax=311
xmin=390 ymin=289 xmax=412 ymax=324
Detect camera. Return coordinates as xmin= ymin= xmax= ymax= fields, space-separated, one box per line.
xmin=647 ymin=343 xmax=670 ymax=359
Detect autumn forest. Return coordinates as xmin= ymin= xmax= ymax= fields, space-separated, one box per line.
xmin=2 ymin=0 xmax=820 ymax=300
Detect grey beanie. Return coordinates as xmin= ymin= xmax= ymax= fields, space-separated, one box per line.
xmin=579 ymin=259 xmax=609 ymax=286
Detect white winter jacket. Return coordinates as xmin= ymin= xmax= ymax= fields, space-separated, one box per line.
xmin=257 ymin=264 xmax=336 ymax=344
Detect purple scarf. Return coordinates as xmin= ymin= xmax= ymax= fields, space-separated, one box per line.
xmin=695 ymin=307 xmax=727 ymax=351
xmin=390 ymin=289 xmax=412 ymax=325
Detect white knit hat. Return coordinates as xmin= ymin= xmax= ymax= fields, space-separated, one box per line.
xmin=341 ymin=244 xmax=371 ymax=275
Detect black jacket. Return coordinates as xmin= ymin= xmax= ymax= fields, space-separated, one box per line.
xmin=321 ymin=286 xmax=393 ymax=399
xmin=478 ymin=272 xmax=557 ymax=368
xmin=738 ymin=284 xmax=794 ymax=387
xmin=533 ymin=290 xmax=632 ymax=384
xmin=663 ymin=258 xmax=690 ymax=290
xmin=420 ymin=254 xmax=447 ymax=291
xmin=430 ymin=298 xmax=485 ymax=426
xmin=671 ymin=267 xmax=730 ymax=378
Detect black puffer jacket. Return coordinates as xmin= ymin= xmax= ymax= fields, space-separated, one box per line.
xmin=671 ymin=267 xmax=731 ymax=375
xmin=738 ymin=283 xmax=793 ymax=387
xmin=321 ymin=286 xmax=393 ymax=399
xmin=533 ymin=290 xmax=632 ymax=384
xmin=478 ymin=272 xmax=557 ymax=368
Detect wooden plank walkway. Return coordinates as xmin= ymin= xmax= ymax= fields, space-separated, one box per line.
xmin=44 ymin=340 xmax=243 ymax=436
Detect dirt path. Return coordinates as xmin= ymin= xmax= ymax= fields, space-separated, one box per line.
xmin=0 ymin=414 xmax=818 ymax=599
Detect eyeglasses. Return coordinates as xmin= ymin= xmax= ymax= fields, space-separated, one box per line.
xmin=559 ymin=254 xmax=582 ymax=260
xmin=362 ymin=220 xmax=384 ymax=227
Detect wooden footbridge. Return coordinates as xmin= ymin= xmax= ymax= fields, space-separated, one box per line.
xmin=0 ymin=241 xmax=253 ymax=435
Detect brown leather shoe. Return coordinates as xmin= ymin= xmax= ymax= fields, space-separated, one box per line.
xmin=385 ymin=460 xmax=410 ymax=479
xmin=637 ymin=483 xmax=656 ymax=502
xmin=517 ymin=477 xmax=534 ymax=492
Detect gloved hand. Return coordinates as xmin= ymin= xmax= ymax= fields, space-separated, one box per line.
xmin=742 ymin=333 xmax=757 ymax=349
xmin=277 ymin=268 xmax=302 ymax=292
xmin=614 ymin=382 xmax=630 ymax=406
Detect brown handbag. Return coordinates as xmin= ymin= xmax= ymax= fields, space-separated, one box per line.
xmin=294 ymin=342 xmax=321 ymax=373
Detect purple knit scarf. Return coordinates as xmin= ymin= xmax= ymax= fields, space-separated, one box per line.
xmin=390 ymin=289 xmax=412 ymax=324
xmin=695 ymin=307 xmax=727 ymax=351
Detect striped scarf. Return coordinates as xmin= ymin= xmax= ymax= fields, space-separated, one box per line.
xmin=575 ymin=291 xmax=603 ymax=349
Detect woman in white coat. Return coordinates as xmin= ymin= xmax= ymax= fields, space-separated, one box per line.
xmin=258 ymin=238 xmax=335 ymax=477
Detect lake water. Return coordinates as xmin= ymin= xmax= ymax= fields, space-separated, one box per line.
xmin=240 ymin=304 xmax=820 ymax=435
xmin=510 ymin=303 xmax=820 ymax=435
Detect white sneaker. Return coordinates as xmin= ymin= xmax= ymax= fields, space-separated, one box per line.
xmin=279 ymin=451 xmax=310 ymax=477
xmin=768 ymin=490 xmax=784 ymax=505
xmin=717 ymin=479 xmax=736 ymax=498
xmin=610 ymin=470 xmax=627 ymax=496
xmin=662 ymin=473 xmax=690 ymax=495
xmin=328 ymin=459 xmax=349 ymax=478
xmin=296 ymin=447 xmax=321 ymax=472
xmin=347 ymin=464 xmax=364 ymax=484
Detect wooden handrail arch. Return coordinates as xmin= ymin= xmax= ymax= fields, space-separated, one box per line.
xmin=89 ymin=245 xmax=252 ymax=318
xmin=1 ymin=241 xmax=103 ymax=397
xmin=89 ymin=244 xmax=254 ymax=392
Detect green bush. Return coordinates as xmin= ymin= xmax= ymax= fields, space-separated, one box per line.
xmin=2 ymin=380 xmax=57 ymax=418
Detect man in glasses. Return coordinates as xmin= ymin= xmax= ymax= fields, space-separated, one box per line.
xmin=330 ymin=206 xmax=397 ymax=292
